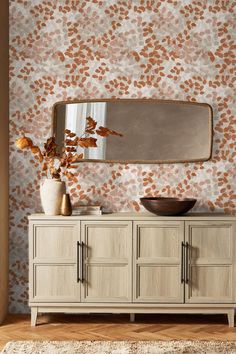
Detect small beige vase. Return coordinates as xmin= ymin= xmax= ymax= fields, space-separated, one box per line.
xmin=40 ymin=179 xmax=66 ymax=215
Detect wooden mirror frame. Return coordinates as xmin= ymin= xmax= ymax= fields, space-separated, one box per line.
xmin=52 ymin=99 xmax=213 ymax=164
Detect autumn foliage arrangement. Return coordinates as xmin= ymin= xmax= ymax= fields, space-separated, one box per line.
xmin=16 ymin=117 xmax=122 ymax=180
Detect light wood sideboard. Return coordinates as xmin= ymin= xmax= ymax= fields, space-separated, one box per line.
xmin=28 ymin=213 xmax=236 ymax=327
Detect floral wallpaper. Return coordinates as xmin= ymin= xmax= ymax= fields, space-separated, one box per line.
xmin=9 ymin=0 xmax=236 ymax=313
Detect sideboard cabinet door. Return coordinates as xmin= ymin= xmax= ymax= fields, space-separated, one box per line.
xmin=185 ymin=221 xmax=236 ymax=303
xmin=81 ymin=221 xmax=132 ymax=302
xmin=133 ymin=221 xmax=184 ymax=303
xmin=29 ymin=221 xmax=80 ymax=303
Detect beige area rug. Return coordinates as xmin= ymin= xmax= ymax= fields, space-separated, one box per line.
xmin=1 ymin=341 xmax=236 ymax=354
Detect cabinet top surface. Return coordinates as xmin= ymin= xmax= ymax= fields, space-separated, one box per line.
xmin=28 ymin=212 xmax=236 ymax=221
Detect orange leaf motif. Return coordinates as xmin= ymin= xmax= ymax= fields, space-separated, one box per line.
xmin=96 ymin=126 xmax=123 ymax=137
xmin=42 ymin=162 xmax=48 ymax=171
xmin=43 ymin=137 xmax=58 ymax=158
xmin=64 ymin=171 xmax=75 ymax=180
xmin=31 ymin=146 xmax=41 ymax=154
xmin=68 ymin=132 xmax=77 ymax=138
xmin=69 ymin=153 xmax=84 ymax=163
xmin=85 ymin=116 xmax=97 ymax=134
xmin=78 ymin=137 xmax=97 ymax=148
xmin=15 ymin=136 xmax=33 ymax=149
xmin=64 ymin=138 xmax=78 ymax=146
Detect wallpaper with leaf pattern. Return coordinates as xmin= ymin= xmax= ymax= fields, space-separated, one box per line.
xmin=10 ymin=0 xmax=236 ymax=312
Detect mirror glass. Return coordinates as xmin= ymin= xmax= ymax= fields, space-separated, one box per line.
xmin=53 ymin=100 xmax=212 ymax=163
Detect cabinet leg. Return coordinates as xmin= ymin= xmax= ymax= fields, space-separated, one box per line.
xmin=227 ymin=309 xmax=235 ymax=328
xmin=31 ymin=307 xmax=38 ymax=327
xmin=130 ymin=313 xmax=135 ymax=322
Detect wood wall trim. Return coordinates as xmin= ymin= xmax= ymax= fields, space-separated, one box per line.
xmin=0 ymin=0 xmax=9 ymax=324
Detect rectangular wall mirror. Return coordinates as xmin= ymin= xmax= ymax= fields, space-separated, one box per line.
xmin=53 ymin=99 xmax=213 ymax=164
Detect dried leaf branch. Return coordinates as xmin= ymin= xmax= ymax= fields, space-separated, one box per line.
xmin=16 ymin=117 xmax=122 ymax=181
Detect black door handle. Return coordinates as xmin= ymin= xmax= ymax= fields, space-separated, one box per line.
xmin=81 ymin=241 xmax=85 ymax=283
xmin=181 ymin=241 xmax=185 ymax=283
xmin=185 ymin=242 xmax=189 ymax=284
xmin=77 ymin=241 xmax=81 ymax=283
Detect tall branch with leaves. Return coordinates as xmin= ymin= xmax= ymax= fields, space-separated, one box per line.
xmin=16 ymin=117 xmax=122 ymax=181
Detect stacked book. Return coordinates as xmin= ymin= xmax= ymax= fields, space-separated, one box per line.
xmin=72 ymin=204 xmax=102 ymax=216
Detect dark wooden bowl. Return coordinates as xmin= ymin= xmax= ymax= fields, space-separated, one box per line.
xmin=140 ymin=197 xmax=197 ymax=216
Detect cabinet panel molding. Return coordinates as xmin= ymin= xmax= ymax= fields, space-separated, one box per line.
xmin=187 ymin=223 xmax=232 ymax=263
xmin=81 ymin=221 xmax=132 ymax=302
xmin=185 ymin=221 xmax=236 ymax=304
xmin=82 ymin=223 xmax=129 ymax=260
xmin=33 ymin=264 xmax=80 ymax=302
xmin=33 ymin=223 xmax=79 ymax=261
xmin=187 ymin=265 xmax=232 ymax=303
xmin=136 ymin=265 xmax=182 ymax=302
xmin=136 ymin=224 xmax=180 ymax=260
xmin=29 ymin=221 xmax=80 ymax=303
xmin=133 ymin=221 xmax=184 ymax=303
xmin=83 ymin=264 xmax=130 ymax=302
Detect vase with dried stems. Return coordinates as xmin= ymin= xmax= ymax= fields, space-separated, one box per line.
xmin=16 ymin=117 xmax=122 ymax=215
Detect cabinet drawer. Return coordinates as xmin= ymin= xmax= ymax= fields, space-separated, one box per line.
xmin=33 ymin=223 xmax=79 ymax=261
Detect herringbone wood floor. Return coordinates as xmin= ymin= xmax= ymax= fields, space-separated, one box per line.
xmin=0 ymin=314 xmax=235 ymax=350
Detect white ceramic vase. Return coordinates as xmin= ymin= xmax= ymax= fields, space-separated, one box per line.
xmin=40 ymin=179 xmax=66 ymax=215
